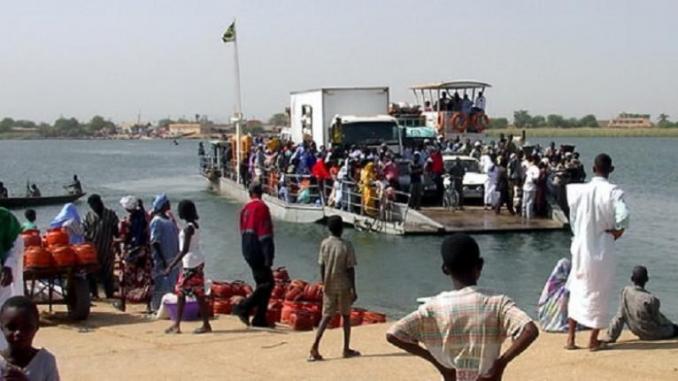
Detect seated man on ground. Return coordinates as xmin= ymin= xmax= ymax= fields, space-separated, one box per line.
xmin=604 ymin=265 xmax=678 ymax=343
xmin=386 ymin=234 xmax=539 ymax=381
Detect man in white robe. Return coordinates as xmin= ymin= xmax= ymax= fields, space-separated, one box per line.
xmin=565 ymin=153 xmax=629 ymax=351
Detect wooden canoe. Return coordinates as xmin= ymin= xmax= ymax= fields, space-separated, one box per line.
xmin=0 ymin=192 xmax=86 ymax=209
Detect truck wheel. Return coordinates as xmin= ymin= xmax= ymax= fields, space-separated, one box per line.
xmin=67 ymin=276 xmax=91 ymax=321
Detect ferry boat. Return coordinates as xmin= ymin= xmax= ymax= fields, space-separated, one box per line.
xmin=200 ymin=81 xmax=569 ymax=235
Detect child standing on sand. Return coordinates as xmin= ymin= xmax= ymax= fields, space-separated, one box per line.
xmin=164 ymin=200 xmax=211 ymax=334
xmin=308 ymin=216 xmax=360 ymax=362
xmin=387 ymin=234 xmax=538 ymax=381
xmin=0 ymin=296 xmax=60 ymax=380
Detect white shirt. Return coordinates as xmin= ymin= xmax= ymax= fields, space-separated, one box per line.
xmin=475 ymin=96 xmax=486 ymax=110
xmin=522 ymin=164 xmax=540 ymax=192
xmin=0 ymin=348 xmax=60 ymax=381
xmin=179 ymin=223 xmax=204 ymax=269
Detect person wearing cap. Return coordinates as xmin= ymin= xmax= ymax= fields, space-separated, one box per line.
xmin=386 ymin=234 xmax=538 ymax=381
xmin=605 ymin=266 xmax=678 ymax=343
xmin=234 ymin=184 xmax=276 ymax=328
xmin=148 ymin=194 xmax=179 ymax=312
xmin=83 ymin=194 xmax=119 ymax=299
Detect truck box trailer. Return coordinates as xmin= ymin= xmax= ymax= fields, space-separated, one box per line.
xmin=289 ymin=87 xmax=390 ymax=147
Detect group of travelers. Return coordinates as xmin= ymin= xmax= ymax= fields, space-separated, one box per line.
xmin=204 ymin=132 xmax=586 ymax=223
xmin=430 ymin=90 xmax=486 ymax=115
xmin=4 ymin=192 xmax=211 ymax=334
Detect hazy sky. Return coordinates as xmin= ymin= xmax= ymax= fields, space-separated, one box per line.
xmin=2 ymin=0 xmax=677 ymax=123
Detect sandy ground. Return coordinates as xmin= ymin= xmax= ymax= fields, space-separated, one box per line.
xmin=33 ymin=302 xmax=678 ymax=381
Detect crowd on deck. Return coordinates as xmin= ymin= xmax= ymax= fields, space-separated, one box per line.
xmin=201 ymin=133 xmax=587 ymax=220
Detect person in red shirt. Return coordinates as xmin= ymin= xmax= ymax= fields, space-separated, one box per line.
xmin=427 ymin=148 xmax=445 ymax=204
xmin=382 ymin=154 xmax=400 ymax=191
xmin=233 ymin=184 xmax=275 ymax=328
xmin=312 ymin=156 xmax=331 ymax=200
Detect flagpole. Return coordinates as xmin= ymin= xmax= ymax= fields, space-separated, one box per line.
xmin=234 ymin=35 xmax=243 ymax=185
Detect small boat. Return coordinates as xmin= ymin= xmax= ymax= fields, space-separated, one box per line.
xmin=0 ymin=192 xmax=87 ymax=209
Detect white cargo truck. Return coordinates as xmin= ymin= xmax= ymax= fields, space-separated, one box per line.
xmin=289 ymin=87 xmax=395 ymax=149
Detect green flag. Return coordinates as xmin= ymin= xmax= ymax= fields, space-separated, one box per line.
xmin=222 ymin=21 xmax=236 ymax=43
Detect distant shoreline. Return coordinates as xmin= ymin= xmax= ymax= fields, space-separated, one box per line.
xmin=3 ymin=127 xmax=678 ymax=141
xmin=487 ymin=127 xmax=678 ymax=138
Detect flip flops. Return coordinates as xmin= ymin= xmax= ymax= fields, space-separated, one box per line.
xmin=343 ymin=349 xmax=362 ymax=358
xmin=589 ymin=342 xmax=609 ymax=352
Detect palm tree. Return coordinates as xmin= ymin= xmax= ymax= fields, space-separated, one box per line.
xmin=657 ymin=113 xmax=670 ymax=128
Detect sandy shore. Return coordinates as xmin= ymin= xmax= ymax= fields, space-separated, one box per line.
xmin=34 ymin=303 xmax=678 ymax=380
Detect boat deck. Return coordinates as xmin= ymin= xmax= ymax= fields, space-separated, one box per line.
xmin=414 ymin=206 xmax=566 ymax=234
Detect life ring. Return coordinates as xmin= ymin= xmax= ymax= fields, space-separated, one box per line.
xmin=451 ymin=113 xmax=466 ymax=133
xmin=470 ymin=113 xmax=489 ymax=133
xmin=436 ymin=113 xmax=445 ymax=134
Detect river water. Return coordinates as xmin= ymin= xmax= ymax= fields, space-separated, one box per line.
xmin=1 ymin=138 xmax=676 ymax=320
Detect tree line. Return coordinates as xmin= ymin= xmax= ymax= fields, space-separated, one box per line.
xmin=487 ymin=111 xmax=678 ymax=129
xmin=510 ymin=111 xmax=599 ymax=129
xmin=0 ymin=116 xmax=116 ymax=137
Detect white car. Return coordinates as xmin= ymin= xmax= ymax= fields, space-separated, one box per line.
xmin=442 ymin=155 xmax=487 ymax=199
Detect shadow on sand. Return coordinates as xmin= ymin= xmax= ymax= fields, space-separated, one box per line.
xmin=610 ymin=339 xmax=678 ymax=351
xmin=41 ymin=310 xmax=149 ymax=330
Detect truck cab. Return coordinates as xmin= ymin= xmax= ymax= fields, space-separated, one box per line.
xmin=330 ymin=115 xmax=402 ymax=155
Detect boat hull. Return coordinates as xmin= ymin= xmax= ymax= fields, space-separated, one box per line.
xmin=207 ymin=176 xmax=325 ymax=224
xmin=0 ymin=193 xmax=87 ymax=209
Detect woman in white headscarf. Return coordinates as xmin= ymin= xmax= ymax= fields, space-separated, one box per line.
xmin=50 ymin=203 xmax=84 ymax=244
xmin=117 ymin=195 xmax=152 ymax=311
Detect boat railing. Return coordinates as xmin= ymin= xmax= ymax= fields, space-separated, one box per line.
xmin=334 ymin=180 xmax=411 ymax=224
xmin=202 ymin=156 xmax=413 ymax=225
xmin=260 ymin=170 xmax=325 ymax=207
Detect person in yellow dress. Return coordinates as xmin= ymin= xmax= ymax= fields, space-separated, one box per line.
xmin=359 ymin=162 xmax=377 ymax=217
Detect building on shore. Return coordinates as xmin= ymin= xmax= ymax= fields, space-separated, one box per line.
xmin=168 ymin=123 xmax=209 ymax=137
xmin=608 ymin=113 xmax=653 ymax=128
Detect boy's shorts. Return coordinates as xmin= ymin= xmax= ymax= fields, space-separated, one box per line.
xmin=322 ymin=290 xmax=352 ymax=317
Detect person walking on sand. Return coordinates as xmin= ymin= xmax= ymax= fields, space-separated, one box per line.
xmin=164 ymin=200 xmax=211 ymax=335
xmin=565 ymin=153 xmax=629 ymax=351
xmin=233 ymin=184 xmax=275 ymax=328
xmin=386 ymin=234 xmax=539 ymax=381
xmin=83 ymin=194 xmax=119 ymax=299
xmin=308 ymin=216 xmax=360 ymax=362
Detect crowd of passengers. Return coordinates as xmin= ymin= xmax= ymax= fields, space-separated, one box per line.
xmin=200 ymin=134 xmax=586 ymax=220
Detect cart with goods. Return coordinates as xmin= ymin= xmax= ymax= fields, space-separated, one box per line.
xmin=21 ymin=229 xmax=98 ymax=321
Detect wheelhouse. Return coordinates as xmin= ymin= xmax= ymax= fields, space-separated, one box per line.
xmin=397 ymin=81 xmax=492 ymax=137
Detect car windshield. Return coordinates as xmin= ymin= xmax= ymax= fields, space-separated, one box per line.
xmin=342 ymin=122 xmax=399 ymax=145
xmin=444 ymin=159 xmax=480 ymax=173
